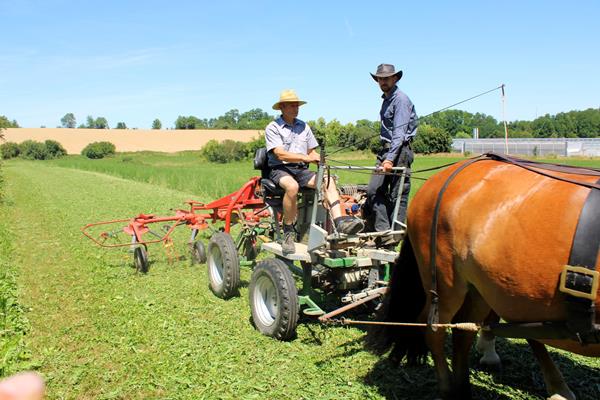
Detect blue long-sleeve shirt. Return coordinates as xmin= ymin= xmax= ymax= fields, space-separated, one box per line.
xmin=380 ymin=86 xmax=418 ymax=162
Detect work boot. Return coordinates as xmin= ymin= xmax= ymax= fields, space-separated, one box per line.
xmin=377 ymin=234 xmax=399 ymax=250
xmin=281 ymin=224 xmax=296 ymax=254
xmin=334 ymin=216 xmax=365 ymax=235
xmin=363 ymin=238 xmax=377 ymax=249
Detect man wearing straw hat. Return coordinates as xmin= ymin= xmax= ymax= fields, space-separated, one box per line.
xmin=367 ymin=63 xmax=418 ymax=247
xmin=265 ymin=89 xmax=364 ymax=254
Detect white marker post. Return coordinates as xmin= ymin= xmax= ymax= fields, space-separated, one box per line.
xmin=501 ymin=84 xmax=509 ymax=154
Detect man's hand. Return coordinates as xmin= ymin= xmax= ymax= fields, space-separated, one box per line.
xmin=381 ymin=160 xmax=394 ymax=173
xmin=305 ymin=152 xmax=321 ymax=164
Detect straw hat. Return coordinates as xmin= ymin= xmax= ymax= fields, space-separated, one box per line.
xmin=370 ymin=63 xmax=403 ymax=81
xmin=272 ymin=89 xmax=307 ymax=110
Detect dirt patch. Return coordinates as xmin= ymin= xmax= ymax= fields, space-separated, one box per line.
xmin=3 ymin=128 xmax=262 ymax=154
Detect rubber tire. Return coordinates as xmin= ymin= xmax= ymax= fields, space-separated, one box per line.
xmin=134 ymin=246 xmax=149 ymax=274
xmin=207 ymin=232 xmax=240 ymax=299
xmin=192 ymin=240 xmax=207 ymax=264
xmin=249 ymin=258 xmax=299 ymax=340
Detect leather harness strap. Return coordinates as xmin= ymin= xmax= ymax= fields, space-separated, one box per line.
xmin=564 ymin=178 xmax=600 ymax=343
xmin=486 ymin=152 xmax=600 ymax=189
xmin=569 ymin=178 xmax=600 ymax=268
xmin=427 ymin=156 xmax=485 ymax=330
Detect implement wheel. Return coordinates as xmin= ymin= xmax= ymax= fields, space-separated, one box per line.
xmin=249 ymin=258 xmax=299 ymax=340
xmin=134 ymin=246 xmax=149 ymax=274
xmin=207 ymin=232 xmax=240 ymax=299
xmin=191 ymin=240 xmax=207 ymax=264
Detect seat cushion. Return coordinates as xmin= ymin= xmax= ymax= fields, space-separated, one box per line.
xmin=260 ymin=178 xmax=285 ymax=196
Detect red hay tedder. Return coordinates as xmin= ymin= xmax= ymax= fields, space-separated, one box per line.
xmin=81 ymin=176 xmax=276 ymax=273
xmin=83 ymin=150 xmax=408 ymax=340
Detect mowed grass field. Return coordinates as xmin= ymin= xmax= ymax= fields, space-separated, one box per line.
xmin=1 ymin=152 xmax=599 ymax=399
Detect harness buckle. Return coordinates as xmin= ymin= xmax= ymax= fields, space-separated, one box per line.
xmin=559 ymin=265 xmax=599 ymax=301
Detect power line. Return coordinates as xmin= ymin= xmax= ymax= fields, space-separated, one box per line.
xmin=327 ymin=85 xmax=505 ymax=156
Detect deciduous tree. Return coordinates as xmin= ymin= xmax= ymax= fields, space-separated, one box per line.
xmin=60 ymin=113 xmax=76 ymax=128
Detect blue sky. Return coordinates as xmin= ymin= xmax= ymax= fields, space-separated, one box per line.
xmin=2 ymin=0 xmax=599 ymax=128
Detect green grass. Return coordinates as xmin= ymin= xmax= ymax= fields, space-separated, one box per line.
xmin=0 ymin=186 xmax=36 ymax=377
xmin=47 ymin=150 xmax=600 ymax=202
xmin=47 ymin=151 xmax=243 ymax=202
xmin=47 ymin=151 xmax=469 ymax=202
xmin=2 ymin=154 xmax=600 ymax=399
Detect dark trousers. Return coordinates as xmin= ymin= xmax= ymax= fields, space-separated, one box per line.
xmin=366 ymin=143 xmax=413 ymax=231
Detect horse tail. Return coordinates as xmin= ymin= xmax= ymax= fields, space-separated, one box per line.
xmin=365 ymin=235 xmax=429 ymax=365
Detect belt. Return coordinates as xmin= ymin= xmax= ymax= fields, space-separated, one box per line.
xmin=281 ymin=162 xmax=307 ymax=169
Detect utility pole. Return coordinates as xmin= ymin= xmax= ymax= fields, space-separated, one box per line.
xmin=501 ymin=84 xmax=509 ymax=154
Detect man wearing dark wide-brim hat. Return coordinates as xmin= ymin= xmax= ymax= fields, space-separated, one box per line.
xmin=366 ymin=63 xmax=418 ymax=246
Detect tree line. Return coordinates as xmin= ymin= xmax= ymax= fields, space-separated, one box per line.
xmin=2 ymin=107 xmax=600 ymax=156
xmin=8 ymin=107 xmax=600 ymax=140
xmin=58 ymin=113 xmax=163 ymax=130
xmin=422 ymin=108 xmax=600 ymax=139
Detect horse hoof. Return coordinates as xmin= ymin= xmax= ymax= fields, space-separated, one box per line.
xmin=547 ymin=395 xmax=568 ymax=400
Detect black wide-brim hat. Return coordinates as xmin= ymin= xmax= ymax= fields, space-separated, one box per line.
xmin=370 ymin=63 xmax=403 ymax=81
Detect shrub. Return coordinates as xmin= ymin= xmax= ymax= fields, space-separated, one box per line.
xmin=244 ymin=135 xmax=266 ymax=158
xmin=201 ymin=139 xmax=247 ymax=163
xmin=455 ymin=131 xmax=472 ymax=139
xmin=200 ymin=140 xmax=222 ymax=162
xmin=0 ymin=142 xmax=21 ymax=159
xmin=412 ymin=124 xmax=452 ymax=154
xmin=19 ymin=140 xmax=49 ymax=160
xmin=81 ymin=141 xmax=116 ymax=159
xmin=44 ymin=140 xmax=67 ymax=159
xmin=222 ymin=140 xmax=248 ymax=161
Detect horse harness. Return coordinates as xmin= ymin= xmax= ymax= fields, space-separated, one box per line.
xmin=427 ymin=152 xmax=600 ymax=344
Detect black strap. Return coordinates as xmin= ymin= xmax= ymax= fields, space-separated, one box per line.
xmin=569 ymin=180 xmax=600 ymax=268
xmin=565 ymin=179 xmax=600 ymax=343
xmin=427 ymin=156 xmax=486 ymax=330
xmin=486 ymin=152 xmax=600 ymax=190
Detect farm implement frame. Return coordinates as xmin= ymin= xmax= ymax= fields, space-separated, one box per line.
xmin=81 ymin=176 xmax=271 ymax=272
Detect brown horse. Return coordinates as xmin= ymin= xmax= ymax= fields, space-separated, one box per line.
xmin=369 ymin=155 xmax=600 ymax=400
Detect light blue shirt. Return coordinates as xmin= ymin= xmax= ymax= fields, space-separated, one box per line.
xmin=265 ymin=117 xmax=319 ymax=167
xmin=380 ymin=86 xmax=418 ymax=161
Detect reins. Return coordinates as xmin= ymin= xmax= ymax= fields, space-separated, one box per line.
xmin=327 ymin=85 xmax=505 ymax=156
xmin=324 ymin=318 xmax=481 ymax=332
xmin=334 ymin=152 xmax=600 ymax=331
xmin=487 ymin=152 xmax=600 ymax=190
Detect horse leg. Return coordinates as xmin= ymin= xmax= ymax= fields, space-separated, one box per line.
xmin=424 ymin=288 xmax=471 ymax=400
xmin=475 ymin=311 xmax=501 ymax=368
xmin=527 ymin=339 xmax=575 ymax=400
xmin=451 ymin=288 xmax=493 ymax=399
xmin=425 ymin=328 xmax=453 ymax=399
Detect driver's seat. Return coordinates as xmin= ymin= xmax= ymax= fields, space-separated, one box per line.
xmin=253 ymin=148 xmax=316 ymax=241
xmin=253 ymin=147 xmax=284 ymax=200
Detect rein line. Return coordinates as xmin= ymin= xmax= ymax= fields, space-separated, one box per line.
xmin=328 ymin=85 xmax=504 ymax=156
xmin=325 ymin=317 xmax=481 ymax=332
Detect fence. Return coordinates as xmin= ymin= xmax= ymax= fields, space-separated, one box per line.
xmin=452 ymin=138 xmax=600 ymax=157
